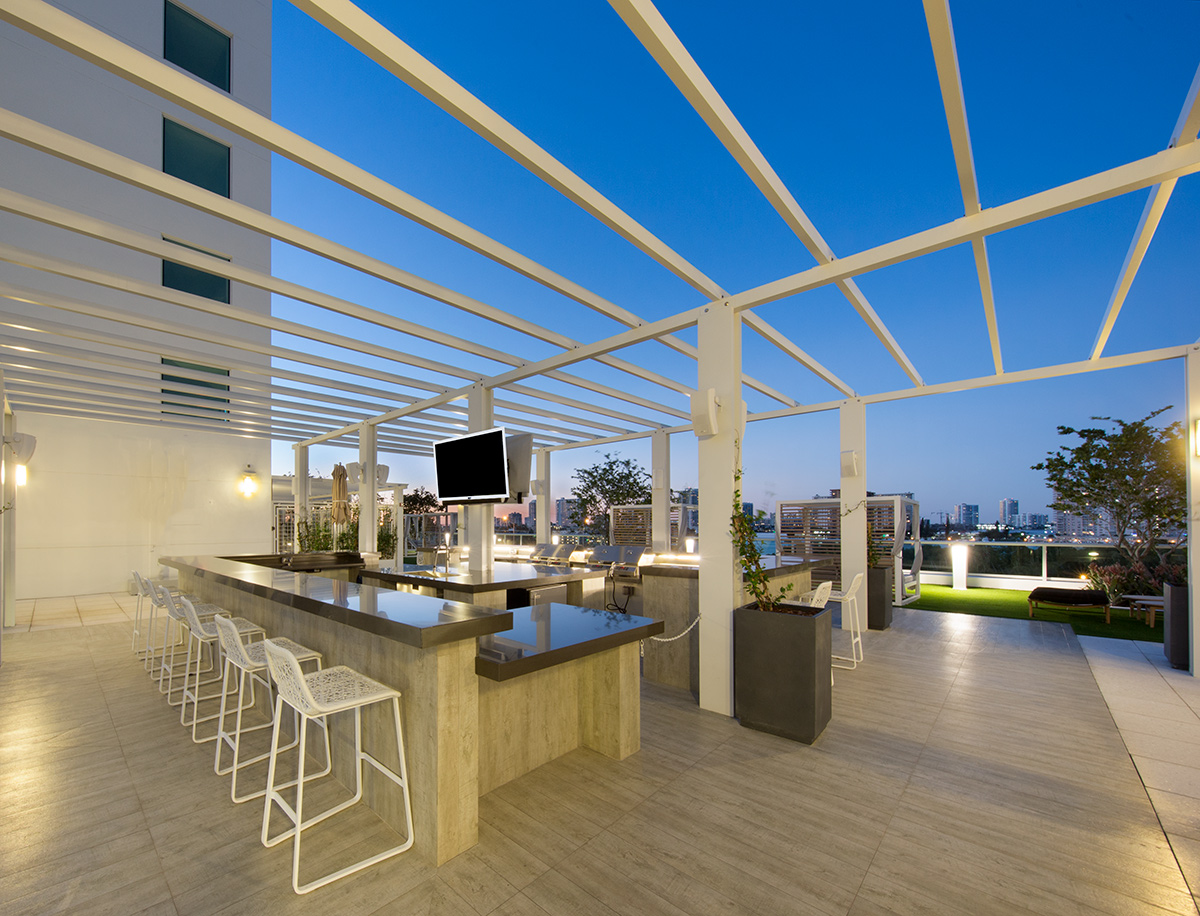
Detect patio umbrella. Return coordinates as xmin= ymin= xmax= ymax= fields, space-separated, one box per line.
xmin=332 ymin=463 xmax=349 ymax=525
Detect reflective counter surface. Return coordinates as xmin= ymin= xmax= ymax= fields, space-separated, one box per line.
xmin=476 ymin=603 xmax=664 ymax=681
xmin=363 ymin=562 xmax=609 ymax=593
xmin=160 ymin=556 xmax=513 ymax=648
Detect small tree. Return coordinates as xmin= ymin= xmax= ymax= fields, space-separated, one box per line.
xmin=403 ymin=486 xmax=444 ymax=514
xmin=1032 ymin=408 xmax=1186 ymax=565
xmin=569 ymin=452 xmax=652 ymax=541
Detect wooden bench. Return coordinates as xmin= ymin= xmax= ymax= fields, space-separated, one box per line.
xmin=1027 ymin=587 xmax=1110 ymax=624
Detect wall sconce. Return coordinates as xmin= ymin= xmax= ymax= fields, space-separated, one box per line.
xmin=551 ymin=533 xmax=560 ymax=545
xmin=1196 ymin=419 xmax=1199 ymax=457
xmin=237 ymin=465 xmax=258 ymax=498
xmin=15 ymin=464 xmax=27 ymax=487
xmin=685 ymin=536 xmax=696 ymax=554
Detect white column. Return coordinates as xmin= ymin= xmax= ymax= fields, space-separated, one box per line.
xmin=840 ymin=399 xmax=868 ymax=630
xmin=392 ymin=484 xmax=406 ymax=564
xmin=467 ymin=385 xmax=495 ymax=574
xmin=1 ymin=371 xmax=14 ymax=630
xmin=358 ymin=423 xmax=378 ymax=556
xmin=1187 ymin=344 xmax=1199 ymax=675
xmin=292 ymin=444 xmax=309 ymax=553
xmin=535 ymin=448 xmax=551 ymax=545
xmin=651 ymin=429 xmax=671 ymax=553
xmin=696 ymin=301 xmax=742 ymax=717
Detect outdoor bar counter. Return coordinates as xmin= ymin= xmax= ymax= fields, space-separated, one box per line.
xmin=160 ymin=555 xmax=662 ymax=865
xmin=641 ymin=558 xmax=828 ymax=695
xmin=360 ymin=561 xmax=609 ymax=609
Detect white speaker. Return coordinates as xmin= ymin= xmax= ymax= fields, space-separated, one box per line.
xmin=346 ymin=461 xmax=361 ymax=486
xmin=690 ymin=388 xmax=720 ymax=438
xmin=376 ymin=464 xmax=389 ymax=486
xmin=4 ymin=432 xmax=36 ymax=464
xmin=840 ymin=449 xmax=859 ymax=478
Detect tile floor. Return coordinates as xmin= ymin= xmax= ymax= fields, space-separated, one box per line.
xmin=2 ymin=596 xmax=1198 ymax=915
xmin=1080 ymin=636 xmax=1200 ymax=906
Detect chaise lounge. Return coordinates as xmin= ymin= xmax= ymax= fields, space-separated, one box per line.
xmin=1027 ymin=587 xmax=1111 ymax=624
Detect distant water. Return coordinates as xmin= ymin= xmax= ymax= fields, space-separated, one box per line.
xmin=755 ymin=535 xmax=776 ymax=555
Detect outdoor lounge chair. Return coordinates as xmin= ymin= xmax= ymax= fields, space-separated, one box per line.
xmin=1027 ymin=587 xmax=1110 ymax=624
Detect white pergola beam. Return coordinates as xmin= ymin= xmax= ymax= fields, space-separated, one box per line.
xmin=607 ymin=0 xmax=922 ymax=387
xmin=923 ymin=0 xmax=1002 ymax=374
xmin=0 ymin=107 xmax=697 ymax=405
xmin=0 ymin=4 xmax=796 ymax=407
xmin=1091 ymin=62 xmax=1200 ymax=360
xmin=288 ymin=0 xmax=727 ymax=299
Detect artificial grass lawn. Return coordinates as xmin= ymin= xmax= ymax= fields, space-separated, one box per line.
xmin=909 ymin=584 xmax=1163 ymax=643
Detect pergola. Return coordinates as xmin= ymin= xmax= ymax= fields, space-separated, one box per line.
xmin=1 ymin=0 xmax=1198 ymax=713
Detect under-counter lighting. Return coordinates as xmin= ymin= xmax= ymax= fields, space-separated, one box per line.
xmin=237 ymin=466 xmax=258 ymax=497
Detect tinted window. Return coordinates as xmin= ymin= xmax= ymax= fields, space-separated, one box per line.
xmin=164 ymin=1 xmax=230 ymax=92
xmin=163 ymin=118 xmax=229 ymax=197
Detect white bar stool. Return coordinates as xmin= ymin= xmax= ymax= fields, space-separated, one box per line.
xmin=151 ymin=584 xmax=219 ymax=695
xmin=212 ymin=614 xmax=329 ymax=803
xmin=831 ymin=572 xmax=865 ymax=669
xmin=260 ymin=638 xmax=414 ymax=895
xmin=174 ymin=596 xmax=264 ymax=741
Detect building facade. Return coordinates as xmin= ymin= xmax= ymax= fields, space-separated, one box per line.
xmin=1 ymin=0 xmax=274 ymax=597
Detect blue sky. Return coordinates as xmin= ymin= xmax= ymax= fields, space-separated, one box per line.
xmin=266 ymin=0 xmax=1200 ymax=523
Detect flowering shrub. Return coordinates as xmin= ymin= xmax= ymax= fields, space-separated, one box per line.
xmin=1087 ymin=560 xmax=1186 ymax=603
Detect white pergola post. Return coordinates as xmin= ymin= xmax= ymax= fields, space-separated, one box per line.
xmin=535 ymin=448 xmax=551 ymax=545
xmin=392 ymin=484 xmax=406 ymax=564
xmin=1187 ymin=345 xmax=1200 ymax=675
xmin=292 ymin=444 xmax=309 ymax=553
xmin=467 ymin=385 xmax=495 ymax=573
xmin=651 ymin=429 xmax=671 ymax=553
xmin=697 ymin=301 xmax=742 ymax=717
xmin=840 ymin=399 xmax=868 ymax=629
xmin=1 ymin=371 xmax=15 ymax=632
xmin=358 ymin=423 xmax=378 ymax=556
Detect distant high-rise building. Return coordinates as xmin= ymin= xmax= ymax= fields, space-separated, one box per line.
xmin=555 ymin=497 xmax=579 ymax=527
xmin=527 ymin=498 xmax=536 ymax=527
xmin=1052 ymin=495 xmax=1113 ymax=540
xmin=677 ymin=488 xmax=699 ymax=506
xmin=999 ymin=498 xmax=1019 ymax=526
xmin=955 ymin=504 xmax=979 ymax=528
xmin=1026 ymin=513 xmax=1048 ymax=530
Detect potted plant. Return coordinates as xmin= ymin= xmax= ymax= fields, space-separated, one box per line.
xmin=866 ymin=534 xmax=893 ymax=630
xmin=731 ymin=471 xmax=832 ymax=744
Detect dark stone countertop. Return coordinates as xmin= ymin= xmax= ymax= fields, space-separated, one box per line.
xmin=160 ymin=555 xmax=512 ymax=649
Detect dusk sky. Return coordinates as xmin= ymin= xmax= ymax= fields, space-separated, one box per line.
xmin=265 ymin=0 xmax=1200 ymax=524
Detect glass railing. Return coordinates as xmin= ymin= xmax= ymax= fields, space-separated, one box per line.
xmin=907 ymin=540 xmax=1152 ymax=583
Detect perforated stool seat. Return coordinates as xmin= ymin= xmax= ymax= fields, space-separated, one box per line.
xmin=172 ymin=595 xmax=263 ymax=740
xmin=212 ymin=617 xmax=328 ymax=804
xmin=260 ymin=639 xmax=414 ymax=894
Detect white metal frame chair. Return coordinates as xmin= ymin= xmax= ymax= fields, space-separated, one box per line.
xmin=175 ymin=596 xmax=263 ymax=742
xmin=149 ymin=581 xmax=215 ymax=688
xmin=260 ymin=638 xmax=414 ymax=895
xmin=794 ymin=580 xmax=832 ymax=608
xmin=213 ymin=614 xmax=329 ymax=803
xmin=900 ymin=540 xmax=923 ymax=605
xmin=831 ymin=572 xmax=865 ymax=670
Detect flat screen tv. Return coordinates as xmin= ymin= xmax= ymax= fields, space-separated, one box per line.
xmin=433 ymin=427 xmax=510 ymax=504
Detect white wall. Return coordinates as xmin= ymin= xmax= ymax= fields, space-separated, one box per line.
xmin=13 ymin=412 xmax=271 ymax=597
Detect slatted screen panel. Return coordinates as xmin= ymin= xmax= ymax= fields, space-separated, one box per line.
xmin=611 ymin=505 xmax=652 ymax=546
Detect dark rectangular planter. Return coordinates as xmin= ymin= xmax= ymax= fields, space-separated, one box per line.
xmin=867 ymin=566 xmax=893 ymax=630
xmin=734 ymin=603 xmax=832 ymax=744
xmin=1164 ymin=583 xmax=1189 ymax=670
